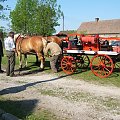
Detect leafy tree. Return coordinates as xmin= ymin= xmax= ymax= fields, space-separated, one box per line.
xmin=10 ymin=0 xmax=39 ymax=34
xmin=0 ymin=0 xmax=8 ymax=20
xmin=0 ymin=0 xmax=9 ymax=35
xmin=36 ymin=0 xmax=62 ymax=36
xmin=10 ymin=0 xmax=62 ymax=36
xmin=0 ymin=4 xmax=4 ymax=19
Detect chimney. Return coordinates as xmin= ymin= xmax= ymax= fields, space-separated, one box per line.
xmin=95 ymin=18 xmax=99 ymax=22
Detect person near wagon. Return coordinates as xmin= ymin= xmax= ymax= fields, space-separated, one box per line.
xmin=4 ymin=31 xmax=16 ymax=77
xmin=73 ymin=35 xmax=79 ymax=45
xmin=0 ymin=32 xmax=4 ymax=73
xmin=44 ymin=41 xmax=62 ymax=73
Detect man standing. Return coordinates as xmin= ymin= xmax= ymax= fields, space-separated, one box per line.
xmin=4 ymin=32 xmax=16 ymax=77
xmin=0 ymin=32 xmax=4 ymax=73
xmin=44 ymin=41 xmax=62 ymax=73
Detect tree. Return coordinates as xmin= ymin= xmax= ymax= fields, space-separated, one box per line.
xmin=0 ymin=0 xmax=10 ymax=19
xmin=10 ymin=0 xmax=39 ymax=34
xmin=10 ymin=0 xmax=62 ymax=36
xmin=36 ymin=0 xmax=62 ymax=36
xmin=0 ymin=3 xmax=4 ymax=20
xmin=0 ymin=0 xmax=9 ymax=35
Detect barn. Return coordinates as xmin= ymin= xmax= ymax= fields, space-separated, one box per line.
xmin=77 ymin=18 xmax=120 ymax=37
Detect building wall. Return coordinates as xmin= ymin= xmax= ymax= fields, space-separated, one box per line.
xmin=98 ymin=33 xmax=120 ymax=37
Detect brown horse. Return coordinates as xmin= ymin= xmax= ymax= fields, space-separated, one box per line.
xmin=44 ymin=36 xmax=62 ymax=46
xmin=14 ymin=34 xmax=47 ymax=70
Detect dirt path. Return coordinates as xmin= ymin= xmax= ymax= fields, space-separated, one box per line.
xmin=0 ymin=71 xmax=120 ymax=120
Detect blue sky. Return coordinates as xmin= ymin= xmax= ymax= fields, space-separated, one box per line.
xmin=1 ymin=0 xmax=120 ymax=33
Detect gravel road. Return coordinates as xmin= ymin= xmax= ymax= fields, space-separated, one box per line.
xmin=0 ymin=71 xmax=120 ymax=120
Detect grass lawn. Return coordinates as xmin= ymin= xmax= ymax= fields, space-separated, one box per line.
xmin=1 ymin=54 xmax=120 ymax=87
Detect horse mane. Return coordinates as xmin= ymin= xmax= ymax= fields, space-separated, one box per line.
xmin=14 ymin=34 xmax=30 ymax=43
xmin=14 ymin=33 xmax=21 ymax=42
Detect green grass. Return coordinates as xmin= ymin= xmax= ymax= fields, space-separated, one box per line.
xmin=1 ymin=54 xmax=120 ymax=87
xmin=46 ymin=66 xmax=120 ymax=87
xmin=71 ymin=69 xmax=120 ymax=87
xmin=25 ymin=110 xmax=59 ymax=120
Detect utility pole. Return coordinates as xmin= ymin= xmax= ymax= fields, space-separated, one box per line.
xmin=61 ymin=12 xmax=64 ymax=31
xmin=63 ymin=14 xmax=64 ymax=31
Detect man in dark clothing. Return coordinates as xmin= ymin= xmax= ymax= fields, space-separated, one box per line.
xmin=74 ymin=35 xmax=78 ymax=45
xmin=0 ymin=32 xmax=4 ymax=73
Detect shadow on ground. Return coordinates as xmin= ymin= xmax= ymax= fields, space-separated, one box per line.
xmin=0 ymin=99 xmax=38 ymax=119
xmin=0 ymin=73 xmax=72 ymax=96
xmin=0 ymin=70 xmax=73 ymax=119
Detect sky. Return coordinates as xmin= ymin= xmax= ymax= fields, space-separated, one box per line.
xmin=1 ymin=0 xmax=120 ymax=33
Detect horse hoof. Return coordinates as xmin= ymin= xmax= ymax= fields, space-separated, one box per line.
xmin=35 ymin=62 xmax=40 ymax=66
xmin=39 ymin=68 xmax=44 ymax=71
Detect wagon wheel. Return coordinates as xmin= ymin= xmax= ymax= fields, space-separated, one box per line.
xmin=90 ymin=54 xmax=114 ymax=78
xmin=115 ymin=62 xmax=120 ymax=68
xmin=61 ymin=56 xmax=76 ymax=74
xmin=114 ymin=55 xmax=120 ymax=71
xmin=76 ymin=55 xmax=90 ymax=69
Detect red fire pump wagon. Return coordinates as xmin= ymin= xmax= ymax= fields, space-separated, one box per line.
xmin=60 ymin=34 xmax=120 ymax=78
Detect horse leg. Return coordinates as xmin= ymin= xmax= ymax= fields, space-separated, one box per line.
xmin=24 ymin=54 xmax=27 ymax=67
xmin=18 ymin=52 xmax=22 ymax=75
xmin=35 ymin=55 xmax=40 ymax=66
xmin=37 ymin=52 xmax=44 ymax=70
xmin=18 ymin=52 xmax=22 ymax=69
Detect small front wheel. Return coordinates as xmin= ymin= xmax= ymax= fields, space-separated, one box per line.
xmin=61 ymin=56 xmax=76 ymax=74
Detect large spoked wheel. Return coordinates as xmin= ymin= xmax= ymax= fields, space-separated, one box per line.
xmin=90 ymin=54 xmax=114 ymax=78
xmin=61 ymin=56 xmax=76 ymax=74
xmin=76 ymin=55 xmax=90 ymax=69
